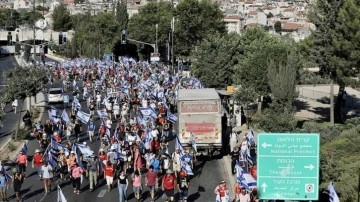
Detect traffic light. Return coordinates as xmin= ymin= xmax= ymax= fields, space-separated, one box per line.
xmin=59 ymin=33 xmax=63 ymax=44
xmin=121 ymin=29 xmax=126 ymax=44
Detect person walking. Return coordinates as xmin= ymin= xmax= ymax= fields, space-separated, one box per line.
xmin=87 ymin=155 xmax=99 ymax=192
xmin=40 ymin=161 xmax=53 ymax=195
xmin=172 ymin=148 xmax=181 ymax=177
xmin=117 ymin=171 xmax=128 ymax=202
xmin=214 ymin=180 xmax=229 ymax=202
xmin=229 ymin=130 xmax=238 ymax=153
xmin=87 ymin=120 xmax=96 ymax=143
xmin=238 ymin=187 xmax=251 ymax=202
xmin=104 ymin=161 xmax=114 ymax=191
xmin=178 ymin=170 xmax=189 ymax=202
xmin=72 ymin=163 xmax=84 ymax=194
xmin=16 ymin=151 xmax=27 ymax=177
xmin=145 ymin=165 xmax=157 ymax=202
xmin=32 ymin=149 xmax=43 ymax=179
xmin=162 ymin=169 xmax=176 ymax=202
xmin=12 ymin=172 xmax=23 ymax=202
xmin=230 ymin=147 xmax=240 ymax=175
xmin=0 ymin=172 xmax=8 ymax=202
xmin=57 ymin=150 xmax=67 ymax=181
xmin=12 ymin=99 xmax=18 ymax=114
xmin=132 ymin=170 xmax=142 ymax=201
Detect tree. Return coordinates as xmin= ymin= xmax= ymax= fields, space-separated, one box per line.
xmin=19 ymin=10 xmax=44 ymax=25
xmin=267 ymin=51 xmax=298 ymax=106
xmin=233 ymin=26 xmax=296 ymax=96
xmin=116 ymin=0 xmax=129 ymax=29
xmin=190 ymin=33 xmax=242 ymax=88
xmin=274 ymin=21 xmax=282 ymax=33
xmin=174 ymin=0 xmax=226 ymax=56
xmin=127 ymin=2 xmax=173 ymax=60
xmin=308 ymin=0 xmax=344 ymax=124
xmin=52 ymin=4 xmax=72 ymax=31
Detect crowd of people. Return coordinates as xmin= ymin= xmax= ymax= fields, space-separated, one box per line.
xmin=3 ymin=58 xmax=205 ymax=202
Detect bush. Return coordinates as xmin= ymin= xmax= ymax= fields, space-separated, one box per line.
xmin=30 ymin=106 xmax=41 ymax=122
xmin=8 ymin=142 xmax=16 ymax=152
xmin=298 ymin=70 xmax=331 ymax=85
xmin=258 ymin=105 xmax=297 ymax=132
xmin=299 ymin=121 xmax=341 ymax=145
xmin=13 ymin=127 xmax=32 ymax=140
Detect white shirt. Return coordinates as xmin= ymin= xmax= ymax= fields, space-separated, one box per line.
xmin=96 ymin=94 xmax=101 ymax=102
xmin=151 ymin=129 xmax=159 ymax=138
xmin=41 ymin=164 xmax=53 ymax=179
xmin=113 ymin=105 xmax=120 ymax=115
xmin=172 ymin=152 xmax=181 ymax=164
xmin=142 ymin=99 xmax=148 ymax=108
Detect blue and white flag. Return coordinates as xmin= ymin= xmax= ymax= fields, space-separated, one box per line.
xmin=61 ymin=110 xmax=70 ymax=124
xmin=72 ymin=97 xmax=81 ymax=110
xmin=74 ymin=143 xmax=93 ymax=158
xmin=21 ymin=141 xmax=28 ymax=154
xmin=140 ymin=107 xmax=157 ymax=119
xmin=0 ymin=162 xmax=12 ymax=183
xmin=166 ymin=110 xmax=177 ymax=123
xmin=189 ymin=132 xmax=197 ymax=153
xmin=176 ymin=134 xmax=184 ymax=156
xmin=96 ymin=110 xmax=108 ymax=118
xmin=57 ymin=186 xmax=68 ymax=202
xmin=47 ymin=149 xmax=58 ymax=170
xmin=324 ymin=182 xmax=340 ymax=202
xmin=115 ymin=151 xmax=126 ymax=161
xmin=246 ymin=129 xmax=256 ymax=146
xmin=181 ymin=161 xmax=194 ymax=175
xmin=51 ymin=138 xmax=70 ymax=156
xmin=76 ymin=110 xmax=91 ymax=124
xmin=71 ymin=144 xmax=84 ymax=169
xmin=48 ymin=107 xmax=60 ymax=123
xmin=145 ymin=128 xmax=151 ymax=150
xmin=236 ymin=162 xmax=257 ymax=191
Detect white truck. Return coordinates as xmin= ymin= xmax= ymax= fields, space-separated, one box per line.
xmin=177 ymin=88 xmax=223 ymax=157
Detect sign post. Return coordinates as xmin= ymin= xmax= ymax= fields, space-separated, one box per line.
xmin=257 ymin=133 xmax=320 ymax=201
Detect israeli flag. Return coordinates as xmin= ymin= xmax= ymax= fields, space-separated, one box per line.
xmin=96 ymin=110 xmax=108 ymax=118
xmin=140 ymin=107 xmax=157 ymax=119
xmin=21 ymin=141 xmax=28 ymax=154
xmin=236 ymin=162 xmax=257 ymax=191
xmin=115 ymin=151 xmax=126 ymax=161
xmin=74 ymin=143 xmax=93 ymax=158
xmin=51 ymin=138 xmax=70 ymax=156
xmin=189 ymin=132 xmax=197 ymax=153
xmin=48 ymin=107 xmax=60 ymax=123
xmin=76 ymin=110 xmax=91 ymax=124
xmin=61 ymin=110 xmax=70 ymax=124
xmin=144 ymin=128 xmax=151 ymax=150
xmin=181 ymin=161 xmax=194 ymax=175
xmin=166 ymin=110 xmax=177 ymax=123
xmin=246 ymin=129 xmax=256 ymax=146
xmin=162 ymin=97 xmax=169 ymax=110
xmin=57 ymin=186 xmax=68 ymax=202
xmin=72 ymin=97 xmax=81 ymax=110
xmin=47 ymin=149 xmax=58 ymax=170
xmin=72 ymin=144 xmax=84 ymax=169
xmin=240 ymin=147 xmax=253 ymax=167
xmin=324 ymin=182 xmax=340 ymax=202
xmin=176 ymin=134 xmax=184 ymax=156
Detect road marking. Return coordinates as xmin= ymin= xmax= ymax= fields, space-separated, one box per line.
xmin=97 ymin=189 xmax=107 ymax=197
xmin=39 ymin=194 xmax=47 ymax=201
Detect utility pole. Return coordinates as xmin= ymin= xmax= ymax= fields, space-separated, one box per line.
xmin=155 ymin=24 xmax=158 ymax=54
xmin=330 ymin=77 xmax=334 ymax=125
xmin=33 ymin=0 xmax=36 ymax=66
xmin=171 ymin=17 xmax=174 ymax=74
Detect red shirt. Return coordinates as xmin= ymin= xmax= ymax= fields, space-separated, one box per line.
xmin=17 ymin=154 xmax=27 ymax=164
xmin=104 ymin=164 xmax=114 ymax=177
xmin=162 ymin=174 xmax=175 ymax=190
xmin=216 ymin=184 xmax=227 ymax=197
xmin=151 ymin=140 xmax=160 ymax=152
xmin=98 ymin=153 xmax=108 ymax=161
xmin=145 ymin=171 xmax=157 ymax=186
xmin=33 ymin=153 xmax=43 ymax=167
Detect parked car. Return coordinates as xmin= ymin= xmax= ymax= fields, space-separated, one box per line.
xmin=47 ymin=87 xmax=64 ymax=103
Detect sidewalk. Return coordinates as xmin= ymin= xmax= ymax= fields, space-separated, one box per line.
xmin=45 ymin=53 xmax=67 ymax=62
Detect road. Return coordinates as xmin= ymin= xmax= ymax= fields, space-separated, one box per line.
xmin=2 ymin=57 xmax=229 ymax=202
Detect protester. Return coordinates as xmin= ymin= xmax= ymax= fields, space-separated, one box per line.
xmin=239 ymin=187 xmax=251 ymax=202
xmin=32 ymin=149 xmax=43 ymax=179
xmin=0 ymin=172 xmax=8 ymax=202
xmin=71 ymin=163 xmax=84 ymax=194
xmin=178 ymin=169 xmax=189 ymax=202
xmin=145 ymin=165 xmax=157 ymax=202
xmin=230 ymin=146 xmax=240 ymax=175
xmin=16 ymin=151 xmax=27 ymax=177
xmin=87 ymin=155 xmax=99 ymax=191
xmin=117 ymin=170 xmax=128 ymax=202
xmin=214 ymin=180 xmax=229 ymax=202
xmin=12 ymin=99 xmax=18 ymax=114
xmin=57 ymin=149 xmax=67 ymax=181
xmin=162 ymin=169 xmax=176 ymax=202
xmin=40 ymin=161 xmax=53 ymax=195
xmin=12 ymin=172 xmax=23 ymax=201
xmin=132 ymin=170 xmax=142 ymax=201
xmin=104 ymin=160 xmax=114 ymax=191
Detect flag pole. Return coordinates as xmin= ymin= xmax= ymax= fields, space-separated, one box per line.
xmin=358 ymin=167 xmax=360 ymax=202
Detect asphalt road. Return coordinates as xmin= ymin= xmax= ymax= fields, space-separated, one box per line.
xmin=2 ymin=57 xmax=228 ymax=202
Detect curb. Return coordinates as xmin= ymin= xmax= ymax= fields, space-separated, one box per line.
xmin=45 ymin=53 xmax=67 ymax=62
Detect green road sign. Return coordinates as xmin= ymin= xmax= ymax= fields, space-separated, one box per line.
xmin=257 ymin=133 xmax=320 ymax=201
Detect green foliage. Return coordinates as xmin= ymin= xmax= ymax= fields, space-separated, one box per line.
xmin=52 ymin=4 xmax=72 ymax=31
xmin=127 ymin=2 xmax=173 ymax=60
xmin=267 ymin=51 xmax=298 ymax=106
xmin=7 ymin=142 xmax=16 ymax=152
xmin=258 ymin=104 xmax=296 ymax=132
xmin=320 ymin=125 xmax=360 ymax=202
xmin=1 ymin=66 xmax=48 ymax=102
xmin=71 ymin=13 xmax=120 ymax=58
xmin=116 ymin=0 xmax=129 ymax=29
xmin=233 ymin=86 xmax=258 ymax=107
xmin=233 ymin=26 xmax=296 ymax=96
xmin=298 ymin=70 xmax=331 ymax=85
xmin=174 ymin=0 xmax=226 ymax=56
xmin=0 ymin=9 xmax=44 ymax=29
xmin=333 ymin=0 xmax=360 ymax=83
xmin=298 ymin=121 xmax=340 ymax=145
xmin=274 ymin=21 xmax=281 ymax=33
xmin=19 ymin=11 xmax=44 ymax=25
xmin=190 ymin=33 xmax=241 ymax=88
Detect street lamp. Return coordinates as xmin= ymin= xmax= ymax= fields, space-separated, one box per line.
xmin=155 ymin=24 xmax=158 ymax=54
